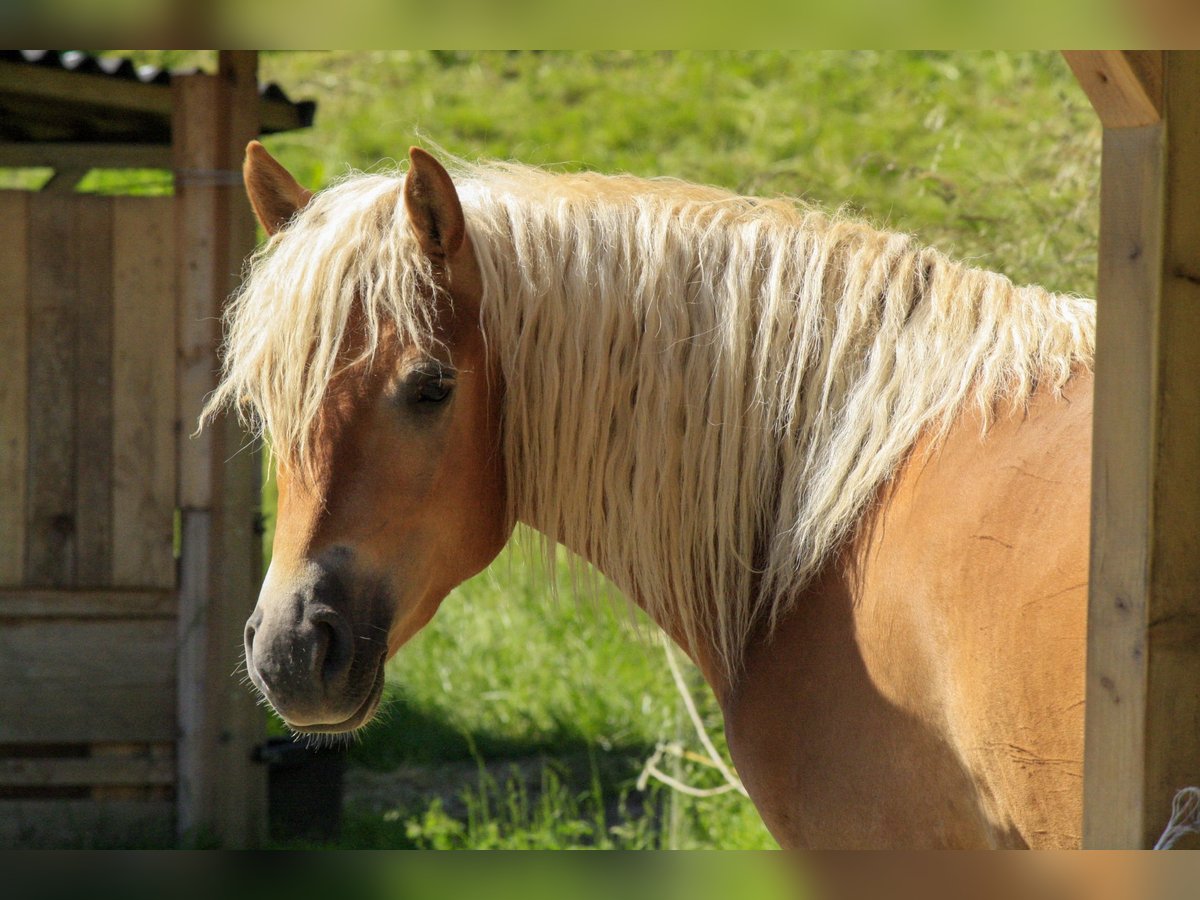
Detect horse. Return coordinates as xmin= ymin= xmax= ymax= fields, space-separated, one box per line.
xmin=205 ymin=141 xmax=1095 ymax=848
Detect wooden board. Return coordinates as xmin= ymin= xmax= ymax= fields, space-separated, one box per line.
xmin=0 ymin=799 xmax=174 ymax=848
xmin=0 ymin=618 xmax=175 ymax=743
xmin=24 ymin=196 xmax=77 ymax=587
xmin=73 ymin=196 xmax=114 ymax=586
xmin=1142 ymin=52 xmax=1200 ymax=850
xmin=1084 ymin=51 xmax=1200 ymax=849
xmin=1084 ymin=123 xmax=1163 ymax=849
xmin=172 ymin=62 xmax=268 ymax=847
xmin=111 ymin=197 xmax=177 ymax=589
xmin=0 ymin=588 xmax=175 ymax=619
xmin=0 ymin=143 xmax=174 ymax=170
xmin=15 ymin=194 xmax=178 ymax=590
xmin=1064 ymin=51 xmax=1163 ymax=129
xmin=174 ymin=75 xmax=221 ymax=511
xmin=0 ymin=753 xmax=174 ymax=787
xmin=0 ymin=192 xmax=29 ymax=586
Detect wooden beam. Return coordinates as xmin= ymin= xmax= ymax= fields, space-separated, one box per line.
xmin=0 ymin=754 xmax=174 ymax=787
xmin=0 ymin=61 xmax=174 ymax=117
xmin=0 ymin=143 xmax=172 ymax=170
xmin=1085 ymin=121 xmax=1163 ymax=848
xmin=1084 ymin=51 xmax=1200 ymax=849
xmin=0 ymin=588 xmax=175 ymax=619
xmin=172 ymin=51 xmax=267 ymax=849
xmin=1064 ymin=51 xmax=1163 ymax=128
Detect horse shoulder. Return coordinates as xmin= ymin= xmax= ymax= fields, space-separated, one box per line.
xmin=725 ymin=373 xmax=1093 ymax=848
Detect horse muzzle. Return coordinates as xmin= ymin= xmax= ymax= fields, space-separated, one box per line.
xmin=243 ymin=552 xmax=389 ymax=732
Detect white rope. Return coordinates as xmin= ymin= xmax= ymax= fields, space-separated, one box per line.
xmin=637 ymin=634 xmax=750 ymax=800
xmin=1154 ymin=786 xmax=1200 ymax=849
xmin=637 ymin=742 xmax=744 ymax=798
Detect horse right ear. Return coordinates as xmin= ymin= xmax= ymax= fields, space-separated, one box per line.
xmin=243 ymin=140 xmax=314 ymax=236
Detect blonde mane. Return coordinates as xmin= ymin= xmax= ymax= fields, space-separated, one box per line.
xmin=206 ymin=158 xmax=1095 ymax=674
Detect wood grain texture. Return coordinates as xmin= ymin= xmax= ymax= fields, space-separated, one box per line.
xmin=174 ymin=75 xmax=220 ymax=511
xmin=0 ymin=143 xmax=173 ymax=170
xmin=73 ymin=196 xmax=114 ymax=586
xmin=1064 ymin=51 xmax=1163 ymax=129
xmin=215 ymin=50 xmax=268 ymax=848
xmin=0 ymin=192 xmax=29 ymax=586
xmin=1142 ymin=51 xmax=1200 ymax=851
xmin=1084 ymin=123 xmax=1163 ymax=849
xmin=0 ymin=753 xmax=174 ymax=787
xmin=25 ymin=196 xmax=78 ymax=587
xmin=173 ymin=57 xmax=268 ymax=847
xmin=111 ymin=198 xmax=176 ymax=589
xmin=0 ymin=588 xmax=174 ymax=619
xmin=0 ymin=618 xmax=175 ymax=743
xmin=1084 ymin=51 xmax=1200 ymax=849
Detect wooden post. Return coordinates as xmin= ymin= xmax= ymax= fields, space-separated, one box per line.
xmin=172 ymin=51 xmax=266 ymax=847
xmin=1070 ymin=51 xmax=1200 ymax=848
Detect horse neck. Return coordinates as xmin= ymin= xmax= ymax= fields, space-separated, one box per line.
xmin=468 ymin=187 xmax=1094 ymax=685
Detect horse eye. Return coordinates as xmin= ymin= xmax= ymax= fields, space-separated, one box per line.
xmin=416 ymin=379 xmax=452 ymax=404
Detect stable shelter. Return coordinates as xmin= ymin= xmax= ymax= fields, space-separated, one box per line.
xmin=0 ymin=50 xmax=313 ymax=847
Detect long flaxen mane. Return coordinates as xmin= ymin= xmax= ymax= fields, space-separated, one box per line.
xmin=205 ymin=157 xmax=1095 ymax=674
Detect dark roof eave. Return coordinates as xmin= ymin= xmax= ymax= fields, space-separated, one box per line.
xmin=0 ymin=51 xmax=315 ymax=154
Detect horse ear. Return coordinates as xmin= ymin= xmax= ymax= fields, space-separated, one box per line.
xmin=404 ymin=147 xmax=465 ymax=259
xmin=243 ymin=140 xmax=314 ymax=236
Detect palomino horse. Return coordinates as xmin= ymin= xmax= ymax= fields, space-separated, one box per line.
xmin=207 ymin=142 xmax=1095 ymax=848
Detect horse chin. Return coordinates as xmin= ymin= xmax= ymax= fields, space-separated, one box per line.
xmin=284 ymin=655 xmax=387 ymax=735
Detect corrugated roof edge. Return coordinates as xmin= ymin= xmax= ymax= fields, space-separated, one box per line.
xmin=3 ymin=50 xmax=316 ymax=130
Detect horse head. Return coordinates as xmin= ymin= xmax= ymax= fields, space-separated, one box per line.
xmin=238 ymin=143 xmax=511 ymax=732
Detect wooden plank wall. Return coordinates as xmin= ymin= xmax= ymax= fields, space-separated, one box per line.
xmin=0 ymin=192 xmax=179 ymax=847
xmin=112 ymin=199 xmax=177 ymax=589
xmin=0 ymin=52 xmax=270 ymax=849
xmin=0 ymin=193 xmax=176 ymax=592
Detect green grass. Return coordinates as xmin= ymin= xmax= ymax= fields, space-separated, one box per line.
xmin=326 ymin=538 xmax=775 ymax=849
xmin=255 ymin=51 xmax=1099 ymax=296
xmin=22 ymin=51 xmax=1099 ymax=849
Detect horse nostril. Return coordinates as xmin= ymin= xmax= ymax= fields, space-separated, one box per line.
xmin=243 ymin=614 xmax=260 ymax=673
xmin=310 ymin=610 xmax=354 ymax=691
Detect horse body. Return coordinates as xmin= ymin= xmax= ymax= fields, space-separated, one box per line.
xmin=728 ymin=374 xmax=1091 ymax=847
xmin=211 ymin=143 xmax=1096 ymax=848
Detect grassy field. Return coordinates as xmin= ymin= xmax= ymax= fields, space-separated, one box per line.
xmin=90 ymin=51 xmax=1101 ymax=849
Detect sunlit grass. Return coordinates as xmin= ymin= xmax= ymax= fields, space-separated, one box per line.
xmin=337 ymin=536 xmax=774 ymax=849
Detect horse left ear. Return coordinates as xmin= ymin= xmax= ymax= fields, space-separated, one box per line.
xmin=404 ymin=147 xmax=465 ymax=259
